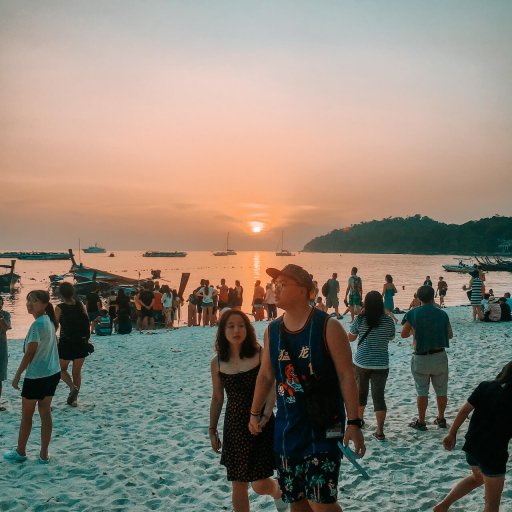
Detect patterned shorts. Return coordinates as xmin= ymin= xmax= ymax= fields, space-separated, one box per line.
xmin=276 ymin=452 xmax=341 ymax=504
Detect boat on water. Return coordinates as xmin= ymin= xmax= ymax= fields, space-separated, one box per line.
xmin=213 ymin=233 xmax=237 ymax=256
xmin=0 ymin=251 xmax=70 ymax=260
xmin=276 ymin=232 xmax=295 ymax=256
xmin=143 ymin=251 xmax=187 ymax=258
xmin=442 ymin=258 xmax=477 ymax=273
xmin=0 ymin=260 xmax=21 ymax=290
xmin=83 ymin=243 xmax=106 ymax=254
xmin=475 ymin=256 xmax=512 ymax=272
xmin=67 ymin=250 xmax=143 ymax=286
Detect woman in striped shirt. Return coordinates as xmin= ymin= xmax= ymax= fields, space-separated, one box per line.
xmin=464 ymin=270 xmax=483 ymax=321
xmin=349 ymin=291 xmax=396 ymax=440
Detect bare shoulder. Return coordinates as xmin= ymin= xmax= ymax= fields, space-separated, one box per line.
xmin=326 ymin=316 xmax=348 ymax=337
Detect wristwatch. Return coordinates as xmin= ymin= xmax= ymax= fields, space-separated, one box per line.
xmin=347 ymin=418 xmax=364 ymax=428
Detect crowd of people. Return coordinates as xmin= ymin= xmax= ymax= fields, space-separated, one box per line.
xmin=0 ymin=263 xmax=511 ymax=511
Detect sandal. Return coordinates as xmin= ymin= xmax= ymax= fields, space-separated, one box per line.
xmin=408 ymin=419 xmax=427 ymax=431
xmin=372 ymin=432 xmax=386 ymax=441
xmin=3 ymin=448 xmax=27 ymax=462
xmin=434 ymin=417 xmax=447 ymax=428
xmin=67 ymin=387 xmax=79 ymax=406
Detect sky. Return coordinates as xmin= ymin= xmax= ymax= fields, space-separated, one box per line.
xmin=1 ymin=0 xmax=511 ymax=250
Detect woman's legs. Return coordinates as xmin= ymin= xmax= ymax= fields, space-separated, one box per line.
xmin=355 ymin=367 xmax=370 ymax=423
xmin=17 ymin=398 xmax=37 ymax=456
xmin=37 ymin=395 xmax=54 ymax=460
xmin=370 ymin=369 xmax=389 ymax=436
xmin=252 ymin=477 xmax=281 ymax=499
xmin=232 ymin=481 xmax=250 ymax=512
xmin=433 ymin=466 xmax=484 ymax=511
xmin=60 ymin=359 xmax=75 ymax=391
xmin=71 ymin=358 xmax=85 ymax=391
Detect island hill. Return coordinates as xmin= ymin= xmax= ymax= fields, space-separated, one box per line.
xmin=302 ymin=215 xmax=512 ymax=255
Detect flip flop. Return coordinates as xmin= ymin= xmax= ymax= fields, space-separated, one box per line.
xmin=38 ymin=456 xmax=50 ymax=464
xmin=3 ymin=448 xmax=27 ymax=462
xmin=372 ymin=432 xmax=386 ymax=441
xmin=338 ymin=442 xmax=370 ymax=480
xmin=67 ymin=387 xmax=79 ymax=406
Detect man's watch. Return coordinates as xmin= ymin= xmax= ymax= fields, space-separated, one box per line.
xmin=346 ymin=418 xmax=364 ymax=428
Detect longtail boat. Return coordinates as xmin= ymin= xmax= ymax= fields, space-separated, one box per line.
xmin=0 ymin=260 xmax=21 ymax=290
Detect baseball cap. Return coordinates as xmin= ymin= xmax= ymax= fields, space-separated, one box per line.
xmin=266 ymin=264 xmax=313 ymax=291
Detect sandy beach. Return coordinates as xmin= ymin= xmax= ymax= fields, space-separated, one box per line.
xmin=0 ymin=306 xmax=511 ymax=511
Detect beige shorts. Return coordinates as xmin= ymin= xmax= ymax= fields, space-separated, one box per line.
xmin=411 ymin=351 xmax=448 ymax=397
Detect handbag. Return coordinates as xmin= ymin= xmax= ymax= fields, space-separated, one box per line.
xmin=279 ymin=321 xmax=341 ymax=430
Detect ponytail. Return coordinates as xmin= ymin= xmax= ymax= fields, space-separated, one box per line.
xmin=45 ymin=302 xmax=57 ymax=328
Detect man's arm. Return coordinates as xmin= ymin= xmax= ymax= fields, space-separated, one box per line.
xmin=325 ymin=318 xmax=365 ymax=456
xmin=401 ymin=321 xmax=413 ymax=338
xmin=249 ymin=329 xmax=275 ymax=434
xmin=447 ymin=322 xmax=453 ymax=339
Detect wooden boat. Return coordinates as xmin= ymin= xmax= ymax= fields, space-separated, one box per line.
xmin=67 ymin=250 xmax=142 ymax=286
xmin=213 ymin=233 xmax=237 ymax=256
xmin=17 ymin=251 xmax=71 ymax=260
xmin=143 ymin=251 xmax=187 ymax=257
xmin=0 ymin=260 xmax=21 ymax=290
xmin=475 ymin=256 xmax=512 ymax=272
xmin=83 ymin=243 xmax=106 ymax=254
xmin=276 ymin=232 xmax=295 ymax=256
xmin=0 ymin=252 xmax=21 ymax=258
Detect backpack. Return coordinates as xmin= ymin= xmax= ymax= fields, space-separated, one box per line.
xmin=188 ymin=293 xmax=197 ymax=305
xmin=59 ymin=302 xmax=91 ymax=343
xmin=321 ymin=281 xmax=330 ymax=298
xmin=352 ymin=276 xmax=362 ymax=294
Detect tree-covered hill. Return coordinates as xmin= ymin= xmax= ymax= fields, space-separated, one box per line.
xmin=302 ymin=215 xmax=512 ymax=254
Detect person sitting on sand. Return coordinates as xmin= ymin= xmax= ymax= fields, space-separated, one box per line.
xmin=498 ymin=297 xmax=511 ymax=322
xmin=382 ymin=274 xmax=398 ymax=323
xmin=409 ymin=293 xmax=421 ymax=309
xmin=348 ymin=291 xmax=395 ymax=441
xmin=55 ymin=282 xmax=91 ymax=407
xmin=93 ymin=309 xmax=113 ymax=336
xmin=436 ymin=277 xmax=448 ymax=307
xmin=4 ymin=291 xmax=60 ymax=463
xmin=315 ymin=296 xmax=328 ymax=312
xmin=481 ymin=297 xmax=501 ymax=323
xmin=401 ymin=285 xmax=453 ymax=431
xmin=209 ymin=310 xmax=285 ymax=512
xmin=0 ymin=296 xmax=12 ymax=412
xmin=433 ymin=361 xmax=512 ymax=512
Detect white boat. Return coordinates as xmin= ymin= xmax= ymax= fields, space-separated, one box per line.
xmin=442 ymin=258 xmax=476 ymax=273
xmin=276 ymin=232 xmax=295 ymax=256
xmin=83 ymin=243 xmax=106 ymax=254
xmin=213 ymin=233 xmax=237 ymax=256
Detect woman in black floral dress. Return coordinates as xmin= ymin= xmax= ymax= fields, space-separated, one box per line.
xmin=209 ymin=310 xmax=285 ymax=511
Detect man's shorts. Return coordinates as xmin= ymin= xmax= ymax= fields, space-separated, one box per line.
xmin=276 ymin=452 xmax=341 ymax=504
xmin=349 ymin=293 xmax=362 ymax=306
xmin=141 ymin=308 xmax=153 ymax=319
xmin=326 ymin=296 xmax=339 ymax=308
xmin=465 ymin=452 xmax=506 ymax=478
xmin=411 ymin=350 xmax=448 ymax=397
xmin=439 ymin=289 xmax=447 ymax=297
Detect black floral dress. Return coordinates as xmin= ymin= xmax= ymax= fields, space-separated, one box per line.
xmin=219 ymin=363 xmax=275 ymax=482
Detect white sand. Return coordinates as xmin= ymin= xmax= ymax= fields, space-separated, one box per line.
xmin=0 ymin=306 xmax=511 ymax=511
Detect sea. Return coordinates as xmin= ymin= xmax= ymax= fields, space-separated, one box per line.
xmin=2 ymin=251 xmax=512 ymax=339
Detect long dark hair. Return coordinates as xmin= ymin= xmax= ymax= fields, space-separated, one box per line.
xmin=496 ymin=361 xmax=512 ymax=386
xmin=215 ymin=310 xmax=259 ymax=362
xmin=361 ymin=291 xmax=385 ymax=328
xmin=27 ymin=290 xmax=57 ymax=328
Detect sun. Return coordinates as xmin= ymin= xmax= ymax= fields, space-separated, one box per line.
xmin=249 ymin=221 xmax=264 ymax=234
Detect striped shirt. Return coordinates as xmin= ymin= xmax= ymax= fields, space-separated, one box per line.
xmin=350 ymin=314 xmax=395 ymax=369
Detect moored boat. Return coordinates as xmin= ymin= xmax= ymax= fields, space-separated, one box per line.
xmin=17 ymin=251 xmax=71 ymax=260
xmin=276 ymin=232 xmax=295 ymax=256
xmin=0 ymin=260 xmax=21 ymax=290
xmin=213 ymin=233 xmax=237 ymax=256
xmin=83 ymin=243 xmax=106 ymax=254
xmin=143 ymin=251 xmax=187 ymax=257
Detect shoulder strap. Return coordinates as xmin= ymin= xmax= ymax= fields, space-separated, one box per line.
xmin=357 ymin=326 xmax=373 ymax=348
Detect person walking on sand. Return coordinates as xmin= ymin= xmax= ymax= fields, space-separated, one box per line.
xmin=423 ymin=276 xmax=433 ymax=287
xmin=55 ymin=282 xmax=92 ymax=407
xmin=401 ymin=285 xmax=453 ymax=431
xmin=325 ymin=272 xmax=342 ymax=319
xmin=348 ymin=291 xmax=395 ymax=441
xmin=3 ymin=291 xmax=60 ymax=463
xmin=345 ymin=267 xmax=363 ymax=322
xmin=436 ymin=277 xmax=448 ymax=307
xmin=209 ymin=310 xmax=285 ymax=512
xmin=433 ymin=361 xmax=512 ymax=512
xmin=252 ymin=280 xmax=266 ymax=321
xmin=0 ymin=296 xmax=12 ymax=412
xmin=382 ymin=274 xmax=398 ymax=323
xmin=250 ymin=264 xmax=365 ymax=511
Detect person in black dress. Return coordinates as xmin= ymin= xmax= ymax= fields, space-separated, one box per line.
xmin=209 ymin=310 xmax=284 ymax=512
xmin=55 ymin=282 xmax=90 ymax=407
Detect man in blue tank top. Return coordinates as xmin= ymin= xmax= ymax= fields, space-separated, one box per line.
xmin=250 ymin=264 xmax=365 ymax=511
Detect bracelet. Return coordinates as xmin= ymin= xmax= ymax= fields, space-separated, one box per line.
xmin=250 ymin=411 xmax=261 ymax=417
xmin=208 ymin=427 xmax=217 ymax=431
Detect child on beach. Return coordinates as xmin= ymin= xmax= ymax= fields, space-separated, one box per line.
xmin=0 ymin=296 xmax=12 ymax=411
xmin=409 ymin=293 xmax=421 ymax=309
xmin=209 ymin=310 xmax=285 ymax=512
xmin=434 ymin=361 xmax=512 ymax=512
xmin=4 ymin=291 xmax=61 ymax=463
xmin=315 ymin=296 xmax=328 ymax=312
xmin=93 ymin=309 xmax=113 ymax=336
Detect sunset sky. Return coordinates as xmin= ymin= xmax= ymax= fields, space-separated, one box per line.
xmin=1 ymin=1 xmax=511 ymax=250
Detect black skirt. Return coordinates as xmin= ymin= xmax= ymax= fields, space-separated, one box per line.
xmin=58 ymin=338 xmax=90 ymax=360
